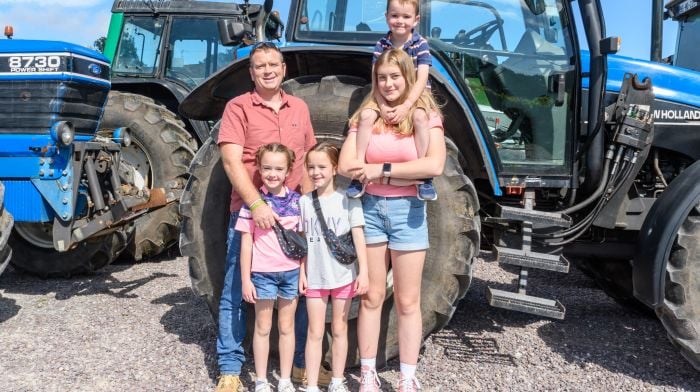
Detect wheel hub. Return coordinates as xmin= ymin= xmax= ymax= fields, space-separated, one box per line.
xmin=14 ymin=222 xmax=55 ymax=249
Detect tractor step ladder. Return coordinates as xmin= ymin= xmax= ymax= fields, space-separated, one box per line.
xmin=496 ymin=204 xmax=572 ymax=229
xmin=487 ymin=191 xmax=570 ymax=320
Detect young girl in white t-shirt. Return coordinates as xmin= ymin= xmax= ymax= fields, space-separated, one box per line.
xmin=298 ymin=142 xmax=369 ymax=392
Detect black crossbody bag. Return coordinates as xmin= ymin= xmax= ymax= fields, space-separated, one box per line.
xmin=311 ymin=190 xmax=357 ymax=265
xmin=260 ymin=193 xmax=307 ymax=260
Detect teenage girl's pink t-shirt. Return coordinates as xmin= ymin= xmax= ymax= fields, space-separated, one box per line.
xmin=349 ymin=112 xmax=443 ymax=197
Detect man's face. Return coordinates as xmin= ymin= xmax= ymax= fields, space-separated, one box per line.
xmin=249 ymin=48 xmax=286 ymax=93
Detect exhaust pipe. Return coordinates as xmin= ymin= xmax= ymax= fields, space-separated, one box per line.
xmin=651 ymin=0 xmax=664 ymax=62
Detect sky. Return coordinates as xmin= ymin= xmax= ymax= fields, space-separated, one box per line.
xmin=0 ymin=0 xmax=680 ymax=60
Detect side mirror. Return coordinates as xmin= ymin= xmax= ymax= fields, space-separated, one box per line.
xmin=524 ymin=0 xmax=546 ymax=15
xmin=264 ymin=0 xmax=273 ymax=14
xmin=218 ymin=19 xmax=249 ymax=46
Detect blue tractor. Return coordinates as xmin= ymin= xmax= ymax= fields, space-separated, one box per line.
xmin=0 ymin=39 xmax=180 ymax=276
xmin=176 ymin=0 xmax=700 ymax=370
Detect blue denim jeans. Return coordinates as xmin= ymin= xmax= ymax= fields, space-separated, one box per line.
xmin=294 ymin=295 xmax=307 ymax=368
xmin=217 ymin=212 xmax=246 ymax=375
xmin=217 ymin=212 xmax=307 ymax=375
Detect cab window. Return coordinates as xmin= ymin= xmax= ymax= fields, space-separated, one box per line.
xmin=113 ymin=16 xmax=165 ymax=75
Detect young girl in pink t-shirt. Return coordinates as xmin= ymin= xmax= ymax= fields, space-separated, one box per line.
xmin=237 ymin=143 xmax=302 ymax=392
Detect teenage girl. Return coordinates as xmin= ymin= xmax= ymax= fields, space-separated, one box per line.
xmin=339 ymin=48 xmax=446 ymax=392
xmin=298 ymin=142 xmax=369 ymax=392
xmin=238 ymin=143 xmax=302 ymax=392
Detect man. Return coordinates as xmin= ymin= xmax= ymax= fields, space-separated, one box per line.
xmin=215 ymin=42 xmax=330 ymax=391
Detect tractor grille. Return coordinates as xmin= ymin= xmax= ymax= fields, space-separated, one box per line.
xmin=0 ymin=80 xmax=109 ymax=135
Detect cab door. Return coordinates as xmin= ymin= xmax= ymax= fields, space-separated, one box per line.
xmin=422 ymin=0 xmax=580 ymax=188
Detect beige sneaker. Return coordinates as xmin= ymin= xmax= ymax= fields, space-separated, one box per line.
xmin=215 ymin=374 xmax=241 ymax=392
xmin=358 ymin=366 xmax=381 ymax=392
xmin=328 ymin=381 xmax=351 ymax=392
xmin=398 ymin=375 xmax=422 ymax=392
xmin=291 ymin=365 xmax=332 ymax=387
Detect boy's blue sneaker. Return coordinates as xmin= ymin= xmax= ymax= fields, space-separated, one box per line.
xmin=347 ymin=179 xmax=365 ymax=199
xmin=416 ymin=179 xmax=437 ymax=201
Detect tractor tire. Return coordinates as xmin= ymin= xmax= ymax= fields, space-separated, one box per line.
xmin=0 ymin=182 xmax=14 ymax=277
xmin=179 ymin=125 xmax=231 ymax=318
xmin=9 ymin=223 xmax=133 ymax=278
xmin=102 ymin=91 xmax=196 ymax=260
xmin=180 ymin=75 xmax=480 ymax=367
xmin=656 ymin=200 xmax=700 ymax=370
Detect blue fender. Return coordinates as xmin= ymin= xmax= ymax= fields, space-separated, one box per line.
xmin=633 ymin=160 xmax=700 ymax=307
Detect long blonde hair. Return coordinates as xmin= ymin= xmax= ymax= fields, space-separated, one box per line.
xmin=350 ymin=49 xmax=441 ymax=136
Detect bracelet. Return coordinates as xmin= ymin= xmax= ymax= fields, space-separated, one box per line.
xmin=249 ymin=198 xmax=265 ymax=211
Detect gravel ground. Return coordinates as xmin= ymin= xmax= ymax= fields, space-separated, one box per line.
xmin=1 ymin=252 xmax=699 ymax=392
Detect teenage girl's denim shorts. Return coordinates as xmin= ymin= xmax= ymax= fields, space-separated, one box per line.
xmin=362 ymin=194 xmax=428 ymax=251
xmin=251 ymin=268 xmax=300 ymax=300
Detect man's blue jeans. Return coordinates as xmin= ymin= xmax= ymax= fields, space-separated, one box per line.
xmin=217 ymin=212 xmax=308 ymax=375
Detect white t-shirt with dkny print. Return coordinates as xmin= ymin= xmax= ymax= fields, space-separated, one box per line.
xmin=300 ymin=189 xmax=365 ymax=290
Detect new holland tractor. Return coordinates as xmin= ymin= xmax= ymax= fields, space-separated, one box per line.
xmin=0 ymin=1 xmax=275 ymax=276
xmin=177 ymin=0 xmax=700 ymax=370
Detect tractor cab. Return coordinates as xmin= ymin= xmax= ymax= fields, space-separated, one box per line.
xmin=290 ymin=0 xmax=586 ymax=192
xmin=104 ymin=0 xmax=268 ymax=90
xmin=666 ymin=0 xmax=700 ymax=71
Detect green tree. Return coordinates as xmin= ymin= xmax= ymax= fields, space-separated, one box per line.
xmin=93 ymin=36 xmax=106 ymax=53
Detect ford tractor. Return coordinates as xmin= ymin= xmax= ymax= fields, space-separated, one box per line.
xmin=0 ymin=40 xmax=144 ymax=276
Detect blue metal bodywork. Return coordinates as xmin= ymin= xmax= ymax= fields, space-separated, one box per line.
xmin=582 ymin=50 xmax=700 ymax=107
xmin=0 ymin=40 xmax=111 ymax=223
xmin=0 ymin=40 xmax=111 ymax=62
xmin=582 ymin=51 xmax=700 ymax=308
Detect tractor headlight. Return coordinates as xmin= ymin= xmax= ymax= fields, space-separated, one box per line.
xmin=51 ymin=121 xmax=75 ymax=146
xmin=113 ymin=127 xmax=132 ymax=147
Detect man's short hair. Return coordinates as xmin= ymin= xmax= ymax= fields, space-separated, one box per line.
xmin=249 ymin=41 xmax=284 ymax=65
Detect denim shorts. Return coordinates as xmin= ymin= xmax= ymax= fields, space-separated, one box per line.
xmin=362 ymin=193 xmax=428 ymax=251
xmin=251 ymin=268 xmax=300 ymax=300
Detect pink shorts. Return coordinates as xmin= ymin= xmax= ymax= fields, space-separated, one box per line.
xmin=305 ymin=281 xmax=356 ymax=299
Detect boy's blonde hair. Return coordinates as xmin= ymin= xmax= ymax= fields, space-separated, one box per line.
xmin=387 ymin=0 xmax=419 ymax=14
xmin=255 ymin=143 xmax=296 ymax=170
xmin=350 ymin=49 xmax=441 ymax=136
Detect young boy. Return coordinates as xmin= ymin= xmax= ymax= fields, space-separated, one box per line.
xmin=347 ymin=0 xmax=437 ymax=201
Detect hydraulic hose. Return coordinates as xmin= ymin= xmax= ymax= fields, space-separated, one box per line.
xmin=562 ymin=157 xmax=611 ymax=215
